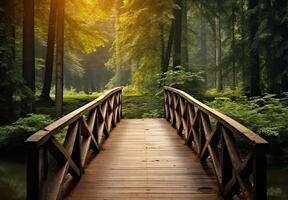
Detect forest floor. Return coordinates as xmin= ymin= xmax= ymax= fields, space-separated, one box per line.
xmin=0 ymin=92 xmax=163 ymax=150
xmin=36 ymin=93 xmax=102 ymax=117
xmin=0 ymin=91 xmax=287 ymax=159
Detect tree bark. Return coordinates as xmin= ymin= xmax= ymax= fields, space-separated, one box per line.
xmin=23 ymin=0 xmax=35 ymax=93
xmin=113 ymin=1 xmax=124 ymax=86
xmin=181 ymin=0 xmax=189 ymax=70
xmin=173 ymin=0 xmax=182 ymax=70
xmin=160 ymin=23 xmax=166 ymax=74
xmin=247 ymin=0 xmax=261 ymax=96
xmin=41 ymin=0 xmax=57 ymax=101
xmin=163 ymin=20 xmax=175 ymax=73
xmin=0 ymin=0 xmax=16 ymax=124
xmin=231 ymin=3 xmax=236 ymax=88
xmin=281 ymin=72 xmax=288 ymax=92
xmin=55 ymin=0 xmax=65 ymax=118
xmin=215 ymin=16 xmax=222 ymax=92
xmin=240 ymin=0 xmax=247 ymax=88
xmin=200 ymin=12 xmax=208 ymax=85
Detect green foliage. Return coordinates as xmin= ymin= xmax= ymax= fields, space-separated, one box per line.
xmin=36 ymin=92 xmax=102 ymax=117
xmin=160 ymin=66 xmax=203 ymax=86
xmin=106 ymin=0 xmax=174 ymax=90
xmin=268 ymin=187 xmax=287 ymax=200
xmin=205 ymin=87 xmax=244 ymax=100
xmin=207 ymin=94 xmax=288 ymax=150
xmin=122 ymin=94 xmax=163 ymax=119
xmin=141 ymin=110 xmax=163 ymax=118
xmin=160 ymin=66 xmax=205 ymax=96
xmin=0 ymin=114 xmax=53 ymax=150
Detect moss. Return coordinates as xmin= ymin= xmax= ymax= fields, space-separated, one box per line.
xmin=122 ymin=94 xmax=163 ymax=118
xmin=0 ymin=114 xmax=53 ymax=150
xmin=36 ymin=93 xmax=102 ymax=117
xmin=0 ymin=93 xmax=102 ymax=150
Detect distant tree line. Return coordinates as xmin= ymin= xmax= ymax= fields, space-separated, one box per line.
xmin=1 ymin=0 xmax=287 ymax=124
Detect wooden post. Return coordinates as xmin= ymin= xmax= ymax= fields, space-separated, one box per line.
xmin=164 ymin=90 xmax=167 ymax=119
xmin=55 ymin=0 xmax=65 ymax=118
xmin=120 ymin=92 xmax=123 ymax=120
xmin=253 ymin=144 xmax=267 ymax=200
xmin=220 ymin=130 xmax=232 ymax=193
xmin=27 ymin=147 xmax=45 ymax=200
xmin=72 ymin=127 xmax=83 ymax=179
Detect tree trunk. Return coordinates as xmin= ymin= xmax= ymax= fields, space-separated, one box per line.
xmin=247 ymin=0 xmax=261 ymax=96
xmin=281 ymin=72 xmax=288 ymax=92
xmin=215 ymin=16 xmax=222 ymax=92
xmin=181 ymin=0 xmax=189 ymax=70
xmin=173 ymin=0 xmax=182 ymax=70
xmin=55 ymin=0 xmax=65 ymax=118
xmin=0 ymin=0 xmax=16 ymax=124
xmin=200 ymin=12 xmax=208 ymax=85
xmin=266 ymin=49 xmax=281 ymax=94
xmin=23 ymin=0 xmax=35 ymax=93
xmin=240 ymin=0 xmax=247 ymax=89
xmin=231 ymin=4 xmax=236 ymax=88
xmin=163 ymin=20 xmax=175 ymax=73
xmin=113 ymin=1 xmax=124 ymax=86
xmin=41 ymin=0 xmax=57 ymax=101
xmin=160 ymin=23 xmax=166 ymax=74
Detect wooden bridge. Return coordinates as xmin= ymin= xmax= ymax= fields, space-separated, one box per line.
xmin=26 ymin=87 xmax=268 ymax=200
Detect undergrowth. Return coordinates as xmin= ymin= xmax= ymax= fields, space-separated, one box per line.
xmin=0 ymin=114 xmax=53 ymax=150
xmin=206 ymin=91 xmax=288 ymax=155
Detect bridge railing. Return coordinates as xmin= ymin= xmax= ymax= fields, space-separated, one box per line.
xmin=26 ymin=87 xmax=122 ymax=200
xmin=164 ymin=86 xmax=268 ymax=200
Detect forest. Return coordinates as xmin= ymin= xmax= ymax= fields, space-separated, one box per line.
xmin=0 ymin=0 xmax=288 ymax=199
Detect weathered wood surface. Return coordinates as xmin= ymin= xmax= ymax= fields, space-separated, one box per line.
xmin=164 ymin=86 xmax=268 ymax=200
xmin=66 ymin=119 xmax=221 ymax=200
xmin=26 ymin=87 xmax=122 ymax=200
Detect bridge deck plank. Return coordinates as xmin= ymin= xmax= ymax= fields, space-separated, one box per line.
xmin=66 ymin=119 xmax=222 ymax=200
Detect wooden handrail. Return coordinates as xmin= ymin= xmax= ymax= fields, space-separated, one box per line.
xmin=26 ymin=87 xmax=123 ymax=200
xmin=164 ymin=86 xmax=268 ymax=200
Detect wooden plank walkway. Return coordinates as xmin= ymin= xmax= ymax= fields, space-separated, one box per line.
xmin=66 ymin=119 xmax=221 ymax=200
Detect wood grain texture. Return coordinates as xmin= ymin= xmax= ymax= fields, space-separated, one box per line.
xmin=164 ymin=87 xmax=268 ymax=199
xmin=66 ymin=119 xmax=221 ymax=200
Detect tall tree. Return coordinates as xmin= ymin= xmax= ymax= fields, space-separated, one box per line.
xmin=55 ymin=0 xmax=65 ymax=118
xmin=163 ymin=20 xmax=175 ymax=73
xmin=215 ymin=16 xmax=222 ymax=92
xmin=23 ymin=0 xmax=35 ymax=93
xmin=240 ymin=0 xmax=246 ymax=88
xmin=181 ymin=0 xmax=189 ymax=70
xmin=231 ymin=2 xmax=236 ymax=88
xmin=0 ymin=0 xmax=16 ymax=124
xmin=173 ymin=0 xmax=183 ymax=69
xmin=160 ymin=23 xmax=166 ymax=74
xmin=200 ymin=12 xmax=208 ymax=85
xmin=247 ymin=0 xmax=261 ymax=96
xmin=112 ymin=0 xmax=125 ymax=86
xmin=41 ymin=0 xmax=57 ymax=101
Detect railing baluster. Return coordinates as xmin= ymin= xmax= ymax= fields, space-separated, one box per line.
xmin=26 ymin=87 xmax=123 ymax=200
xmin=27 ymin=146 xmax=46 ymax=200
xmin=220 ymin=127 xmax=233 ymax=195
xmin=163 ymin=86 xmax=268 ymax=200
xmin=253 ymin=144 xmax=267 ymax=200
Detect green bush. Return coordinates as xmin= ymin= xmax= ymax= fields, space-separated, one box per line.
xmin=0 ymin=114 xmax=53 ymax=150
xmin=122 ymin=95 xmax=163 ymax=119
xmin=205 ymin=87 xmax=244 ymax=101
xmin=159 ymin=66 xmax=205 ymax=96
xmin=206 ymin=95 xmax=288 ymax=153
xmin=142 ymin=109 xmax=163 ymax=118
